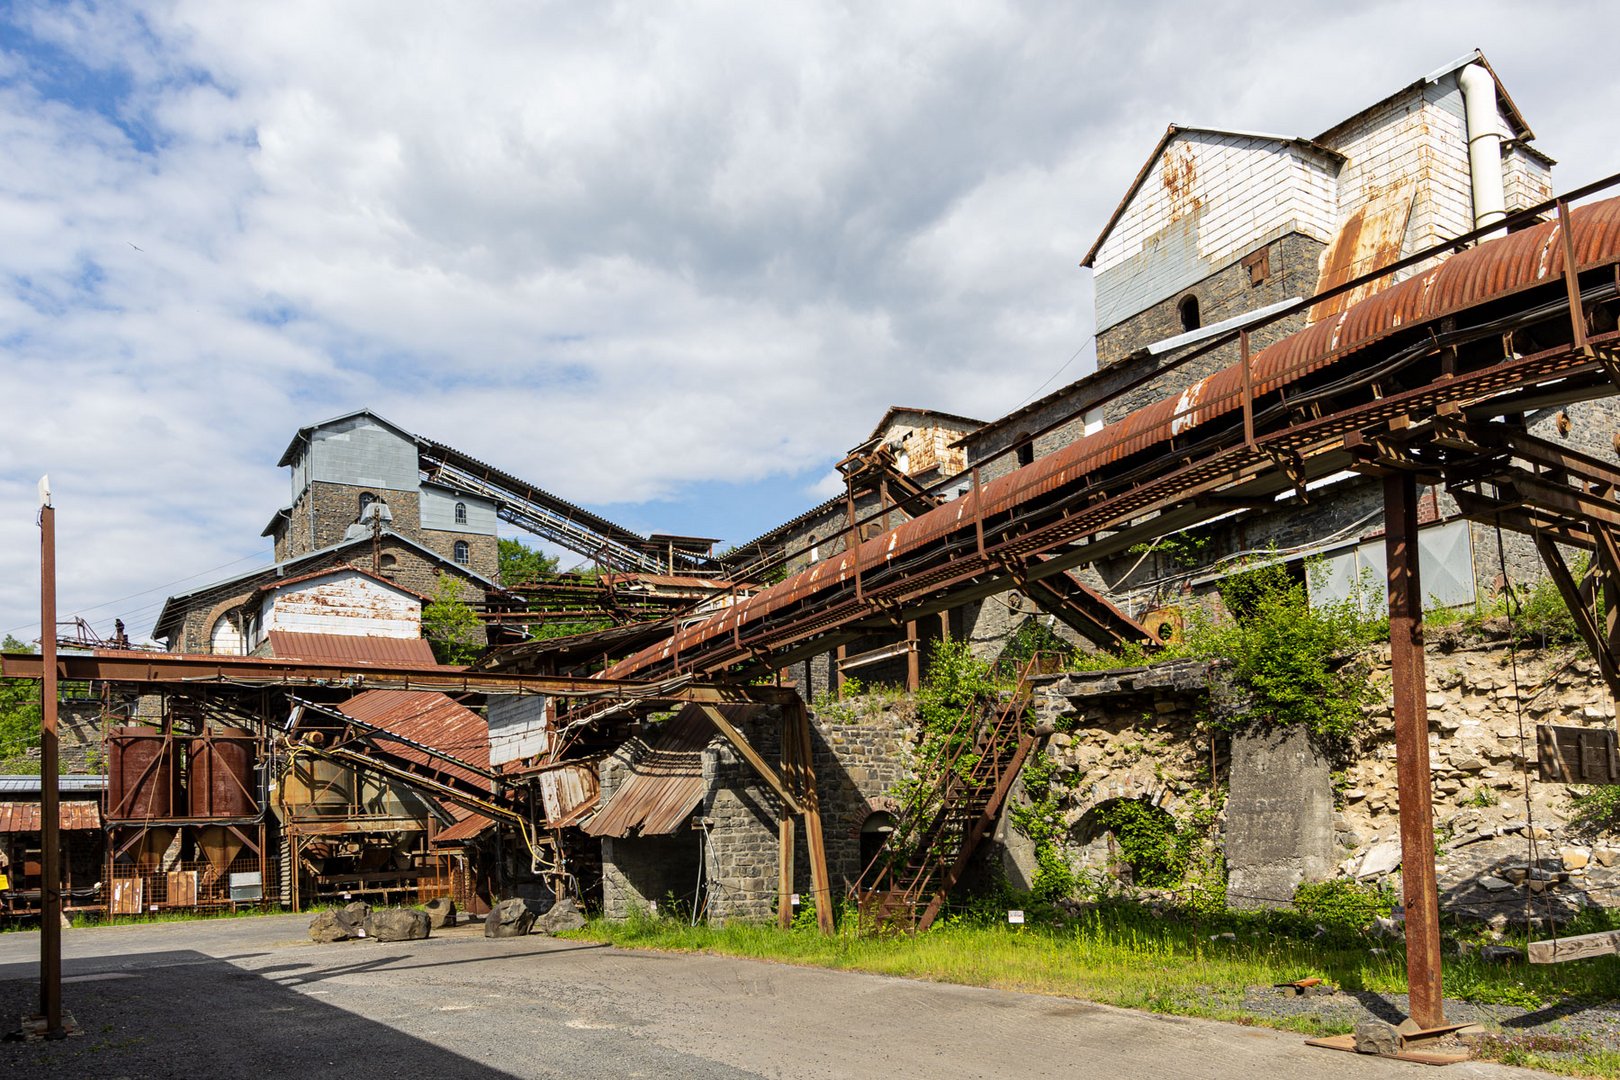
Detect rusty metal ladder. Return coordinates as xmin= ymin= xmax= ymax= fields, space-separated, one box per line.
xmin=855 ymin=655 xmax=1040 ymax=932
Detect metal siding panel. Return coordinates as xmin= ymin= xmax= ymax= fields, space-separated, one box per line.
xmin=420 ymin=486 xmax=498 ymax=535
xmin=309 ymin=417 xmax=418 ymax=492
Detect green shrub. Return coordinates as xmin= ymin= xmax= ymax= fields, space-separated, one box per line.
xmin=1093 ymin=799 xmax=1185 ymax=887
xmin=1292 ymin=878 xmax=1395 ymax=932
xmin=1570 ymin=784 xmax=1620 ymax=836
xmin=1190 ymin=558 xmax=1381 ymax=750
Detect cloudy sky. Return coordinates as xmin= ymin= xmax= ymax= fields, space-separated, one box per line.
xmin=3 ymin=1 xmax=1619 ymax=644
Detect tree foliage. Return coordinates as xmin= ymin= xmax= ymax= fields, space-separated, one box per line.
xmin=498 ymin=537 xmax=559 ymax=587
xmin=422 ymin=577 xmax=485 ymax=665
xmin=0 ymin=634 xmax=42 ymax=765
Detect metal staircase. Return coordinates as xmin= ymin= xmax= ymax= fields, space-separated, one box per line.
xmin=855 ymin=656 xmax=1041 ymax=932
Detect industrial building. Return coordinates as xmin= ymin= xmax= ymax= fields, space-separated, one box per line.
xmin=3 ymin=53 xmax=1619 ymax=1022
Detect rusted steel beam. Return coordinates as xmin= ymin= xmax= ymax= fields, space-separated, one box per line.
xmin=38 ymin=496 xmax=63 ymax=1036
xmin=1558 ymin=199 xmax=1593 ymax=356
xmin=1535 ymin=535 xmax=1620 ymax=699
xmin=0 ymin=651 xmax=797 ymax=705
xmin=1385 ymin=473 xmax=1444 ymax=1031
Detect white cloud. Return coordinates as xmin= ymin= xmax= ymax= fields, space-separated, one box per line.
xmin=1 ymin=0 xmax=1617 ymax=639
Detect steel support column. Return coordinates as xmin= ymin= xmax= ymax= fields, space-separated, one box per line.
xmin=38 ymin=487 xmax=63 ymax=1038
xmin=1384 ymin=473 xmax=1444 ymax=1029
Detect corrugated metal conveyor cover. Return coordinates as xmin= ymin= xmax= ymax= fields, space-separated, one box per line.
xmin=584 ymin=704 xmax=757 ymax=838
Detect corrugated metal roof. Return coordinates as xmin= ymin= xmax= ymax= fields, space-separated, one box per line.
xmin=0 ymin=801 xmax=102 ymax=832
xmin=431 ymin=812 xmax=495 ymax=846
xmin=582 ymin=705 xmax=745 ymax=838
xmin=333 ymin=689 xmax=491 ymax=792
xmin=539 ymin=761 xmax=600 ymax=829
xmin=0 ymin=775 xmax=106 ymax=795
xmin=268 ymin=631 xmax=439 ymax=668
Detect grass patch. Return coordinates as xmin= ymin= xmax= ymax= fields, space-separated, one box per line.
xmin=571 ymin=902 xmax=1620 ymax=1075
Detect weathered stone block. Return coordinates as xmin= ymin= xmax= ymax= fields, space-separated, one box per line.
xmin=423 ymin=896 xmax=457 ymax=929
xmin=1225 ymin=725 xmax=1334 ymax=908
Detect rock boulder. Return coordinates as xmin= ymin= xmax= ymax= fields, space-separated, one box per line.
xmin=365 ymin=908 xmax=432 ymax=942
xmin=539 ymin=898 xmax=587 ymax=935
xmin=485 ymin=897 xmax=536 ymax=938
xmin=424 ymin=897 xmax=457 ymax=929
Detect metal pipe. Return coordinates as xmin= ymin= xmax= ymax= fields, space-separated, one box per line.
xmin=1459 ymin=63 xmax=1507 ymax=233
xmin=1384 ymin=472 xmax=1444 ymax=1029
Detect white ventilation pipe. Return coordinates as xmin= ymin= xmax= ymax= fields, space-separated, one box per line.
xmin=1459 ymin=62 xmax=1507 ymax=233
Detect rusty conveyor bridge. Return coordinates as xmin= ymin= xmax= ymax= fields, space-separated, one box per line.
xmin=602 ymin=181 xmax=1620 ymax=684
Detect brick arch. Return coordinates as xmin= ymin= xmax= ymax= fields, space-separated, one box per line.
xmin=1065 ymin=767 xmax=1180 ymax=837
xmin=196 ymin=594 xmax=252 ymax=653
xmin=846 ymin=796 xmax=900 ymax=839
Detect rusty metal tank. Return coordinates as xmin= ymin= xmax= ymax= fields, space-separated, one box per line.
xmin=186 ymin=727 xmax=258 ymax=817
xmin=107 ymin=726 xmax=180 ymax=819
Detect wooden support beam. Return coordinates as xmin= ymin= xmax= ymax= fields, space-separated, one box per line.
xmin=905 ymin=620 xmax=920 ymax=692
xmin=792 ymin=699 xmax=834 ymax=935
xmin=1385 ymin=472 xmax=1445 ymax=1030
xmin=696 ymin=704 xmax=803 ymax=816
xmin=777 ymin=711 xmax=797 ymax=930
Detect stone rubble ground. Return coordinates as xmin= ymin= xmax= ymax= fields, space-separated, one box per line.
xmin=1240 ymin=984 xmax=1620 ymax=1062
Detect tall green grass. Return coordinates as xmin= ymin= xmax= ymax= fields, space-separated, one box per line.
xmin=575 ymin=902 xmax=1620 ymax=1074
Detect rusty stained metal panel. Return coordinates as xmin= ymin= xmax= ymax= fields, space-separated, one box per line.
xmin=582 ymin=705 xmax=753 ymax=838
xmin=606 ymin=194 xmax=1620 ymax=681
xmin=538 ymin=761 xmax=600 ymax=828
xmin=268 ymin=631 xmax=438 ymax=668
xmin=0 ymin=801 xmax=102 ymax=832
xmin=260 ymin=568 xmax=423 ymax=640
xmin=1308 ymin=181 xmax=1416 ymax=323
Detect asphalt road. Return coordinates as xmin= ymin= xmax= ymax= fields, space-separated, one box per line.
xmin=0 ymin=914 xmax=1539 ymax=1079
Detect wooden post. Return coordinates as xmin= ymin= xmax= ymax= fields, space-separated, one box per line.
xmin=905 ymin=620 xmax=920 ymax=691
xmin=1384 ymin=473 xmax=1444 ymax=1030
xmin=793 ymin=699 xmax=834 ymax=934
xmin=835 ymin=644 xmax=847 ymax=700
xmin=777 ymin=712 xmax=797 ymax=929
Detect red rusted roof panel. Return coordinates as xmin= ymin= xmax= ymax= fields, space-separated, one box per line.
xmin=0 ymin=801 xmax=102 ymax=832
xmin=431 ymin=812 xmax=495 ymax=845
xmin=268 ymin=631 xmax=438 ymax=668
xmin=582 ymin=705 xmax=750 ymax=838
xmin=334 ymin=689 xmax=490 ymax=789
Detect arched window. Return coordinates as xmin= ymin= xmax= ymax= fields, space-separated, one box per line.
xmin=1178 ymin=295 xmax=1201 ymax=333
xmin=359 ymin=492 xmax=377 ymax=517
xmin=378 ymin=553 xmax=397 ymax=571
xmin=454 ymin=501 xmax=468 ymax=525
xmin=453 ymin=541 xmax=470 ymax=565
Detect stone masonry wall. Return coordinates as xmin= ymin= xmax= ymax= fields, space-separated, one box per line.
xmin=597 ymin=700 xmax=918 ymax=924
xmin=1020 ymin=642 xmax=1620 ymax=920
xmin=1096 ymin=232 xmax=1324 ymax=403
xmin=598 ymin=737 xmax=701 ymax=919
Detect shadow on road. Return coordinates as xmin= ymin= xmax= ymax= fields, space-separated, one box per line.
xmin=1 ymin=948 xmax=521 ymax=1079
